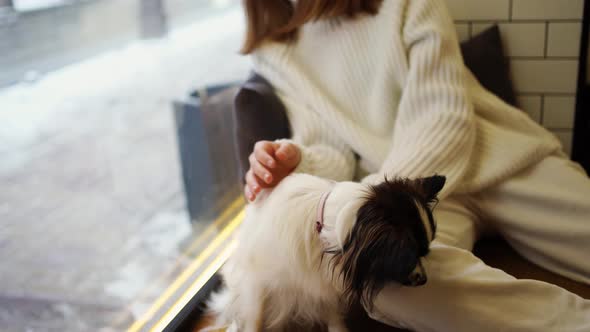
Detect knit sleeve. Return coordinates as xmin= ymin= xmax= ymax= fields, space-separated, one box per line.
xmin=363 ymin=0 xmax=475 ymax=198
xmin=278 ymin=94 xmax=356 ymax=182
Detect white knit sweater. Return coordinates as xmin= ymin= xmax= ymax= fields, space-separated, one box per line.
xmin=252 ymin=0 xmax=562 ymax=198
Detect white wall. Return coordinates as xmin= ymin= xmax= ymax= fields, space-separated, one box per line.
xmin=446 ymin=0 xmax=584 ymax=154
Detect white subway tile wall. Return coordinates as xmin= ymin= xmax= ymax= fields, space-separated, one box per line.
xmin=472 ymin=23 xmax=546 ymax=57
xmin=547 ymin=23 xmax=583 ymax=57
xmin=517 ymin=95 xmax=542 ymax=123
xmin=510 ymin=60 xmax=579 ymax=93
xmin=511 ymin=0 xmax=584 ymax=20
xmin=445 ymin=0 xmax=510 ymax=20
xmin=544 ymin=96 xmax=577 ymax=129
xmin=553 ymin=131 xmax=574 ymax=155
xmin=448 ymin=0 xmax=583 ymax=155
xmin=455 ymin=23 xmax=471 ymax=42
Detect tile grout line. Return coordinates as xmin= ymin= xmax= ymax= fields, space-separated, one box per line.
xmin=517 ymin=92 xmax=576 ymax=97
xmin=544 ymin=21 xmax=550 ymax=58
xmin=549 ymin=128 xmax=575 ymax=133
xmin=509 ymin=56 xmax=579 ymax=60
xmin=540 ymin=94 xmax=545 ymax=125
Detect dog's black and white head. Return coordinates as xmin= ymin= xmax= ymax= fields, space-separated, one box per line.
xmin=323 ymin=176 xmax=445 ymax=308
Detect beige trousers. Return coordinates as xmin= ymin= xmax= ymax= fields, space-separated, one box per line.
xmin=369 ymin=155 xmax=590 ymax=332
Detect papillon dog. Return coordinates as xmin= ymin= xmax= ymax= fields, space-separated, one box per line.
xmin=208 ymin=173 xmax=445 ymax=332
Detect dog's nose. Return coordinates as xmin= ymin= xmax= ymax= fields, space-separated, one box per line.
xmin=403 ymin=260 xmax=428 ymax=286
xmin=406 ymin=272 xmax=427 ymax=286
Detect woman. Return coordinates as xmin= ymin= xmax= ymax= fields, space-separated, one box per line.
xmin=242 ymin=0 xmax=590 ymax=331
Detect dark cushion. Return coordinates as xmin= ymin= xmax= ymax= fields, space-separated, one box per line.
xmin=233 ymin=72 xmax=291 ymax=180
xmin=460 ymin=25 xmax=518 ymax=106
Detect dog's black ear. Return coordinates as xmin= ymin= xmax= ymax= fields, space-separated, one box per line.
xmin=419 ymin=175 xmax=446 ymax=201
xmin=334 ymin=215 xmax=420 ymax=310
xmin=333 ymin=181 xmax=427 ymax=310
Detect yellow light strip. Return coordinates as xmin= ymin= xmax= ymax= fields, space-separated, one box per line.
xmin=150 ymin=240 xmax=238 ymax=332
xmin=127 ymin=209 xmax=244 ymax=332
xmin=116 ymin=197 xmax=244 ymax=328
xmin=181 ymin=197 xmax=243 ymax=256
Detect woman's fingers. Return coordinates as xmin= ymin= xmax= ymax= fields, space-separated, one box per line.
xmin=244 ymin=184 xmax=254 ymax=202
xmin=275 ymin=142 xmax=301 ymax=169
xmin=245 ymin=168 xmax=261 ymax=192
xmin=254 ymin=141 xmax=277 ymax=169
xmin=249 ymin=153 xmax=273 ymax=185
xmin=245 ymin=170 xmax=263 ymax=201
xmin=244 ymin=141 xmax=299 ymax=203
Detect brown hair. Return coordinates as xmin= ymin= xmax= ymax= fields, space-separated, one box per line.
xmin=240 ymin=0 xmax=383 ymax=54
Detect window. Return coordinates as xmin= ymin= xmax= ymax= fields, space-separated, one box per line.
xmin=13 ymin=0 xmax=72 ymax=11
xmin=0 ymin=0 xmax=13 ymax=9
xmin=0 ymin=1 xmax=248 ymax=330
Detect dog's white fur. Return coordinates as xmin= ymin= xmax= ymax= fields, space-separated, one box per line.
xmin=209 ymin=173 xmax=369 ymax=332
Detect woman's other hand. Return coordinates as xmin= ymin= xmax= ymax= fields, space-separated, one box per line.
xmin=244 ymin=140 xmax=301 ymax=201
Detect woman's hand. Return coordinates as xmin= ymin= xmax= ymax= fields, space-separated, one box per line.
xmin=244 ymin=140 xmax=301 ymax=202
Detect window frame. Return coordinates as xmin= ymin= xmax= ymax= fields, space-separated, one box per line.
xmin=572 ymin=0 xmax=589 ymax=173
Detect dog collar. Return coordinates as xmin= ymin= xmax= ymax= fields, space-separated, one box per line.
xmin=315 ymin=191 xmax=332 ymax=233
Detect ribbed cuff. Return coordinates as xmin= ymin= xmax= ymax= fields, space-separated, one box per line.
xmin=361 ymin=173 xmax=382 ymax=186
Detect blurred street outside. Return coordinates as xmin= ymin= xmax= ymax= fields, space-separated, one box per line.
xmin=0 ymin=7 xmax=250 ymax=331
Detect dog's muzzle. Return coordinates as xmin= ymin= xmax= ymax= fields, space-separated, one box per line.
xmin=403 ymin=260 xmax=427 ymax=287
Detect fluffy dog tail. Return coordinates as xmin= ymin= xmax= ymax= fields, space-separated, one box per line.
xmin=207 ymin=286 xmax=232 ymax=323
xmin=208 ymin=287 xmax=230 ymax=312
xmin=208 ymin=285 xmax=245 ymax=332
